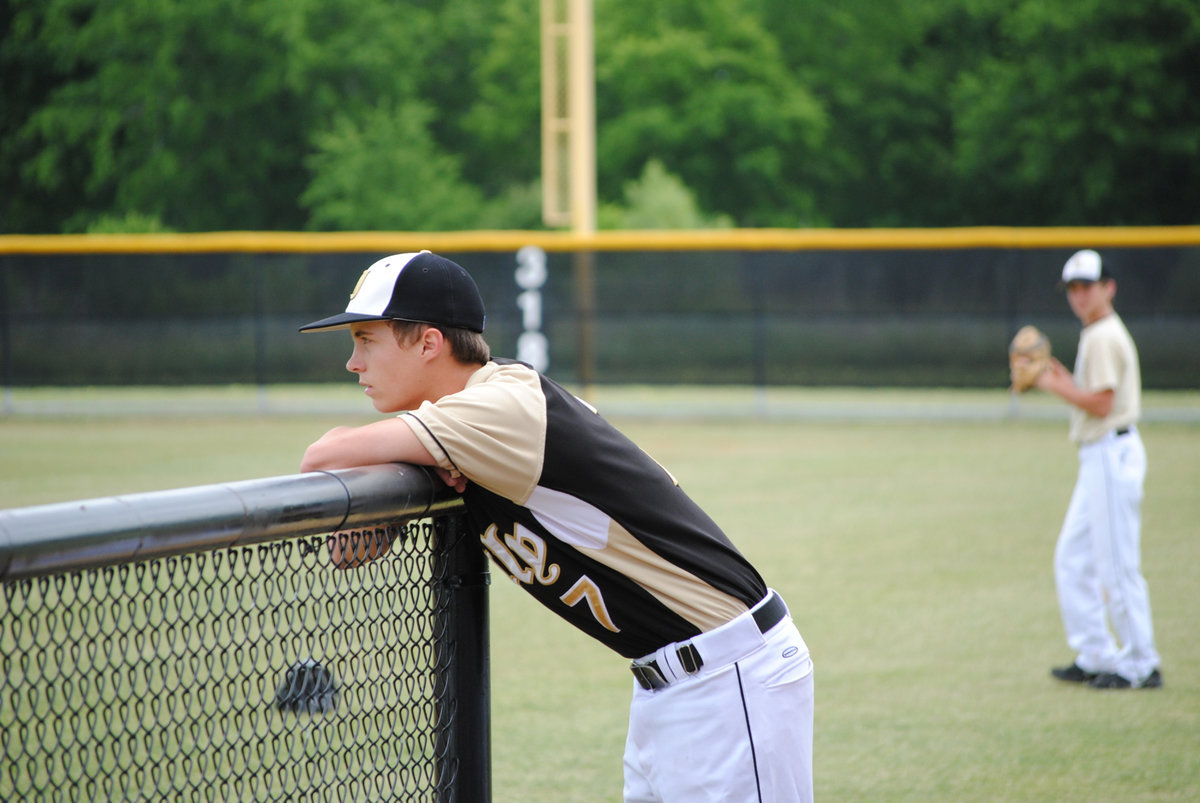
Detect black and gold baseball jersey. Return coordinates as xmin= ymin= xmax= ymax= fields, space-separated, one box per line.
xmin=401 ymin=359 xmax=768 ymax=659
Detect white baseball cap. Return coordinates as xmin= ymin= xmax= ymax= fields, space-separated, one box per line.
xmin=1060 ymin=249 xmax=1110 ymax=286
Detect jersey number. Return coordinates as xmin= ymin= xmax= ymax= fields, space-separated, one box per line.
xmin=480 ymin=523 xmax=619 ymax=633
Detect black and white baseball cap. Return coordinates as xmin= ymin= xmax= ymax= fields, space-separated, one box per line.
xmin=300 ymin=251 xmax=486 ymax=333
xmin=1060 ymin=249 xmax=1111 ymax=286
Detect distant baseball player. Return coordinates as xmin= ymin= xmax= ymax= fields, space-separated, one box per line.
xmin=299 ymin=251 xmax=814 ymax=801
xmin=1035 ymin=249 xmax=1163 ymax=690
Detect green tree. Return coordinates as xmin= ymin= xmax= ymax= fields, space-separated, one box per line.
xmin=595 ymin=0 xmax=828 ymax=227
xmin=599 ymin=159 xmax=734 ymax=229
xmin=85 ymin=212 xmax=175 ymax=234
xmin=764 ymin=0 xmax=985 ymax=226
xmin=951 ymin=0 xmax=1200 ymax=225
xmin=11 ymin=0 xmax=317 ymax=231
xmin=3 ymin=0 xmax=455 ymax=232
xmin=0 ymin=0 xmax=70 ymax=233
xmin=301 ymin=101 xmax=485 ymax=231
xmin=772 ymin=0 xmax=1200 ymax=226
xmin=460 ymin=0 xmax=543 ymax=201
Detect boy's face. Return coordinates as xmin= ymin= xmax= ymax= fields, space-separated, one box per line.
xmin=1065 ymin=279 xmax=1115 ymax=326
xmin=346 ymin=320 xmax=428 ymax=413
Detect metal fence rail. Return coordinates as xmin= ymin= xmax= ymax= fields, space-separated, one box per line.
xmin=0 ymin=465 xmax=489 ymax=801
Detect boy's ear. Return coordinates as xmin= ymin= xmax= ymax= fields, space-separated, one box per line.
xmin=420 ymin=325 xmax=446 ymax=356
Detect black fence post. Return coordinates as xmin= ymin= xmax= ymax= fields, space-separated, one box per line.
xmin=433 ymin=513 xmax=491 ymax=802
xmin=1 ymin=260 xmax=11 ymax=415
xmin=253 ymin=259 xmax=268 ymax=412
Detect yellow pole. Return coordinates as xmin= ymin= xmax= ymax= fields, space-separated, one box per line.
xmin=567 ymin=0 xmax=596 ymax=235
xmin=540 ymin=0 xmax=566 ymax=227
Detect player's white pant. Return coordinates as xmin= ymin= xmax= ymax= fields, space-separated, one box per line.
xmin=1055 ymin=427 xmax=1160 ymax=684
xmin=622 ymin=613 xmax=813 ymax=803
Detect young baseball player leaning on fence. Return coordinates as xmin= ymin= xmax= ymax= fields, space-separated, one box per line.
xmin=300 ymin=251 xmax=814 ymax=803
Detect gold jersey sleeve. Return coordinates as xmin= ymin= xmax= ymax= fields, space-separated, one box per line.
xmin=400 ymin=362 xmax=547 ymax=504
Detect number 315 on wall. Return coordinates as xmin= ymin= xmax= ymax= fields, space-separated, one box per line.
xmin=516 ymin=245 xmax=549 ymax=372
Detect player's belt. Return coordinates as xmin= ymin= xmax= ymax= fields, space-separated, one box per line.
xmin=631 ymin=590 xmax=788 ymax=692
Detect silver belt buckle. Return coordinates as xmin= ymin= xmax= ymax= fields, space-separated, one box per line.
xmin=677 ymin=642 xmax=703 ymax=674
xmin=631 ymin=659 xmax=668 ymax=691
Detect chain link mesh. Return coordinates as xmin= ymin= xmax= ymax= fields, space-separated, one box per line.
xmin=2 ymin=519 xmax=459 ymax=800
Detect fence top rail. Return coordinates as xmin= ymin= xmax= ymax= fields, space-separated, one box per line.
xmin=0 ymin=464 xmax=464 ymax=581
xmin=3 ymin=226 xmax=1200 ymax=255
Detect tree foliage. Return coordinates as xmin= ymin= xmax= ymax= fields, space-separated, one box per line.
xmin=2 ymin=0 xmax=1197 ymax=233
xmin=950 ymin=0 xmax=1200 ymax=225
xmin=301 ymin=101 xmax=485 ymax=231
xmin=594 ymin=0 xmax=828 ymax=226
xmin=7 ymin=0 xmax=316 ymax=231
xmin=599 ymin=159 xmax=734 ymax=229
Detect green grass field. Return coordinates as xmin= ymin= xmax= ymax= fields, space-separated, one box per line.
xmin=2 ymin=386 xmax=1198 ymax=801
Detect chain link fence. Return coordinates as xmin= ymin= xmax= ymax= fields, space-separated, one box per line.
xmin=3 ymin=232 xmax=1198 ymax=392
xmin=1 ymin=468 xmax=489 ymax=801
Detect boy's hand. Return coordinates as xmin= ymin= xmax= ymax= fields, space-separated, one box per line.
xmin=1035 ymin=358 xmax=1071 ymax=394
xmin=327 ymin=529 xmax=392 ymax=570
xmin=434 ymin=466 xmax=468 ymax=493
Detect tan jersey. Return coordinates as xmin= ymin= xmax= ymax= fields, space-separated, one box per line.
xmin=400 ymin=359 xmax=768 ymax=658
xmin=1069 ymin=313 xmax=1141 ymax=445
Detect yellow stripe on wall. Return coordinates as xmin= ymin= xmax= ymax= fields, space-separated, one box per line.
xmin=3 ymin=226 xmax=1200 ymax=255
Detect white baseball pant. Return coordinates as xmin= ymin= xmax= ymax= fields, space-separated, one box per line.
xmin=622 ymin=596 xmax=814 ymax=802
xmin=1055 ymin=427 xmax=1160 ymax=684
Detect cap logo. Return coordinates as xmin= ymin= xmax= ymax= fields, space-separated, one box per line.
xmin=349 ymin=268 xmax=370 ymax=301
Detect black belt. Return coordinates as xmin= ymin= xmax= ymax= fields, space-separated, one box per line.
xmin=631 ymin=591 xmax=788 ymax=692
xmin=1116 ymin=428 xmax=1130 ymax=436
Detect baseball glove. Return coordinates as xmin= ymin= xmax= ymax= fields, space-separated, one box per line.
xmin=273 ymin=658 xmax=339 ymax=714
xmin=1008 ymin=325 xmax=1051 ymax=393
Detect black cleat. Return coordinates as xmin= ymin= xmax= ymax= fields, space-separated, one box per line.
xmin=1089 ymin=668 xmax=1163 ymax=690
xmin=1051 ymin=662 xmax=1098 ymax=684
